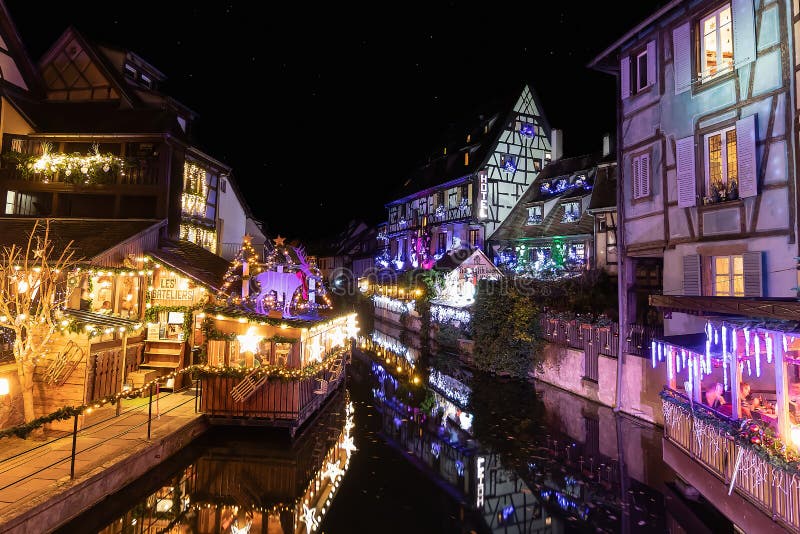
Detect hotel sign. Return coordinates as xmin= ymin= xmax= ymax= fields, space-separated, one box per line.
xmin=476 ymin=456 xmax=485 ymax=507
xmin=149 ymin=276 xmax=193 ymax=301
xmin=478 ymin=172 xmax=488 ymax=219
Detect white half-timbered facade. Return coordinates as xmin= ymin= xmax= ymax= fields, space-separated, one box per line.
xmin=378 ymin=85 xmax=551 ymax=271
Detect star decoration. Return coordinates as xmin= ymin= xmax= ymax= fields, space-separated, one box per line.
xmin=273 ymin=235 xmax=286 ymax=247
xmin=322 ymin=460 xmax=345 ymax=483
xmin=299 ymin=503 xmax=319 ymax=534
xmin=340 ymin=435 xmax=357 ymax=458
xmin=33 ymin=247 xmax=44 ymax=259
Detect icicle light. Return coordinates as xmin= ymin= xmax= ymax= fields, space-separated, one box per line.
xmin=754 ymin=333 xmax=762 ymax=378
xmin=766 ymin=333 xmax=774 ymax=364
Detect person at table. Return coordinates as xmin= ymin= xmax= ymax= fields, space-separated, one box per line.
xmin=739 ymin=382 xmax=761 ymax=418
xmin=705 ymin=382 xmax=726 ymax=410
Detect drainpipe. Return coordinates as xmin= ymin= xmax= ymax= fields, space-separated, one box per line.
xmin=614 ymin=61 xmax=626 ymax=414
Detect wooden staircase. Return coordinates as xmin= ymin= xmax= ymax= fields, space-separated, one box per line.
xmin=42 ymin=340 xmax=84 ymax=386
xmin=230 ymin=369 xmax=269 ymax=403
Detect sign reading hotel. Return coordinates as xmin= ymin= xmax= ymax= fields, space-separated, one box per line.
xmin=149 ymin=276 xmax=194 ymax=301
xmin=476 ymin=456 xmax=485 ymax=507
xmin=478 ymin=171 xmax=488 ymax=219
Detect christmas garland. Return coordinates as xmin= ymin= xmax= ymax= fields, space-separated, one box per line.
xmin=660 ymin=389 xmax=800 ymax=472
xmin=0 ymin=347 xmax=349 ymax=440
xmin=203 ymin=305 xmax=321 ymax=329
xmin=200 ymin=316 xmax=299 ymax=344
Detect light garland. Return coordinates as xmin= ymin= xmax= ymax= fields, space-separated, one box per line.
xmin=373 ymin=295 xmax=415 ymax=314
xmin=4 ymin=142 xmax=125 ymax=184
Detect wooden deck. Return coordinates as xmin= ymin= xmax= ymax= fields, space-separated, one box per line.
xmin=198 ymin=353 xmax=347 ymax=435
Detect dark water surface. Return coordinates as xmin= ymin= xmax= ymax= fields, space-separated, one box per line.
xmin=58 ymin=325 xmax=732 ymax=534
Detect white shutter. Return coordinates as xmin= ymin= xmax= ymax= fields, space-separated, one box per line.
xmin=646 ymin=40 xmax=656 ymax=88
xmin=732 ymin=0 xmax=756 ymax=68
xmin=676 ymin=136 xmax=696 ymax=207
xmin=640 ymin=153 xmax=651 ymax=197
xmin=673 ymin=22 xmax=692 ymax=94
xmin=742 ymin=251 xmax=763 ymax=297
xmin=621 ymin=56 xmax=630 ymax=100
xmin=632 ymin=156 xmax=640 ymax=199
xmin=736 ymin=114 xmax=757 ymax=198
xmin=683 ymin=255 xmax=702 ymax=296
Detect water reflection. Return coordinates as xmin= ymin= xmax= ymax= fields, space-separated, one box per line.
xmin=59 ymin=389 xmax=354 ymax=534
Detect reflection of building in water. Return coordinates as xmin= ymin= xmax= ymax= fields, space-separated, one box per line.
xmin=94 ymin=389 xmax=355 ymax=534
xmin=367 ymin=358 xmax=557 ymax=533
xmin=370 ymin=327 xmax=419 ymax=366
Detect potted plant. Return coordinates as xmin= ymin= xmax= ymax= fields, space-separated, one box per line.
xmin=727 ymin=178 xmax=739 ymax=200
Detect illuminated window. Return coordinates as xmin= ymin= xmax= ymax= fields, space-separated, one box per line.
xmin=562 ymin=201 xmax=581 ymax=223
xmin=5 ymin=191 xmax=15 ymax=214
xmin=636 ymin=50 xmax=649 ymax=91
xmin=464 ymin=152 xmax=469 ymax=166
xmin=704 ymin=125 xmax=737 ymax=198
xmin=714 ymin=255 xmax=743 ymax=296
xmin=469 ymin=229 xmax=480 ymax=248
xmin=526 ymin=205 xmax=542 ymax=225
xmin=701 ymin=5 xmax=733 ymax=79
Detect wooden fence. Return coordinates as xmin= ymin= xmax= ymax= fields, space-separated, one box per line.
xmin=662 ymin=389 xmax=800 ymax=532
xmin=87 ymin=342 xmax=143 ymax=402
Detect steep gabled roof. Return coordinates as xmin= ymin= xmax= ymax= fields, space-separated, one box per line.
xmin=587 ymin=162 xmax=618 ymax=212
xmin=387 ymin=83 xmax=551 ymax=204
xmin=490 ymin=153 xmax=605 ymax=242
xmin=0 ymin=1 xmax=43 ymax=95
xmin=148 ymin=238 xmax=230 ymax=292
xmin=0 ymin=218 xmax=161 ymax=261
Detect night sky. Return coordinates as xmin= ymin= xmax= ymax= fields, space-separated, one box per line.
xmin=7 ymin=0 xmax=664 ymax=242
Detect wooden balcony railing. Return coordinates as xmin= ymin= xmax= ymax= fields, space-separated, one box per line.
xmin=662 ymin=389 xmax=800 ymax=532
xmin=650 ymin=294 xmax=800 ymax=322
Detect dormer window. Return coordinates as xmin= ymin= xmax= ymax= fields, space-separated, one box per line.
xmin=140 ymin=73 xmax=152 ymax=88
xmin=499 ymin=154 xmax=516 ymax=173
xmin=526 ymin=205 xmax=543 ymax=225
xmin=562 ymin=201 xmax=581 ymax=223
xmin=124 ymin=64 xmax=137 ymax=79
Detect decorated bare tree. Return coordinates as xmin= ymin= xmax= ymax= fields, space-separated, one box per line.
xmin=0 ymin=220 xmax=77 ymax=424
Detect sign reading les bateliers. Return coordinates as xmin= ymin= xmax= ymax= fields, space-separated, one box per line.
xmin=149 ymin=276 xmax=193 ymax=301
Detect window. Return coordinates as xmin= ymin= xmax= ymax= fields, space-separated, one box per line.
xmin=714 ymin=255 xmax=744 ymax=296
xmin=464 ymin=152 xmax=469 ymax=166
xmin=545 ymin=152 xmax=552 ymax=163
xmin=140 ymin=73 xmax=152 ymax=88
xmin=632 ymin=152 xmax=651 ymax=199
xmin=704 ymin=125 xmax=737 ymax=200
xmin=5 ymin=191 xmax=14 ymax=214
xmin=562 ymin=201 xmax=581 ymax=223
xmin=526 ymin=205 xmax=543 ymax=225
xmin=469 ymin=229 xmax=480 ymax=248
xmin=437 ymin=191 xmax=444 ymax=206
xmin=636 ymin=50 xmax=648 ymax=91
xmin=516 ymin=121 xmax=535 ymax=138
xmin=533 ymin=158 xmax=542 ymax=171
xmin=221 ymin=179 xmax=227 ymax=193
xmin=701 ymin=5 xmax=733 ymax=79
xmin=438 ymin=232 xmax=447 ymax=253
xmin=124 ymin=64 xmax=136 ymax=79
xmin=499 ymin=154 xmax=516 ymax=173
xmin=461 ymin=184 xmax=469 ymax=201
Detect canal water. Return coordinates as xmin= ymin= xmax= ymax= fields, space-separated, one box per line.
xmin=59 ymin=320 xmax=733 ymax=533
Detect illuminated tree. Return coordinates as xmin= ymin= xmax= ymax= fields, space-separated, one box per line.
xmin=217 ymin=234 xmax=262 ymax=305
xmin=0 ymin=220 xmax=77 ymax=425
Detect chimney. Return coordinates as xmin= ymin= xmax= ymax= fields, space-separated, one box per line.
xmin=602 ymin=133 xmax=612 ymax=157
xmin=551 ymin=129 xmax=563 ymax=162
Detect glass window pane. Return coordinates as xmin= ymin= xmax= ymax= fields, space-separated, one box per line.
xmin=704 ymin=32 xmax=718 ymax=75
xmin=733 ymin=274 xmax=744 ymax=296
xmin=708 ymin=134 xmax=722 ymax=191
xmin=704 ymin=15 xmax=717 ymax=35
xmin=715 ymin=256 xmax=730 ymax=274
xmin=720 ymin=24 xmax=733 ymax=69
xmin=726 ymin=130 xmax=737 ymax=185
xmin=719 ymin=7 xmax=731 ymax=26
xmin=733 ymin=255 xmax=743 ymax=274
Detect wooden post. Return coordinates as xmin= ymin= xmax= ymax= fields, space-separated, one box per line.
xmin=730 ymin=329 xmax=742 ymax=419
xmin=116 ymin=332 xmax=128 ymax=417
xmin=147 ymin=383 xmax=153 ymax=440
xmin=70 ymin=413 xmax=79 ymax=480
xmin=774 ymin=332 xmax=790 ymax=439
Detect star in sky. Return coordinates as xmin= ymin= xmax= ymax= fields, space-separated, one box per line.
xmin=273 ymin=235 xmax=286 ymax=246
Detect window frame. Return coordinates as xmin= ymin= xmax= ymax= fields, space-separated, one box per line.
xmin=712 ymin=254 xmax=744 ymax=296
xmin=636 ymin=50 xmax=649 ymax=92
xmin=562 ymin=201 xmax=581 ymax=223
xmin=698 ymin=3 xmax=734 ymax=82
xmin=703 ymin=123 xmax=737 ymax=199
xmin=631 ymin=149 xmax=652 ymax=201
xmin=526 ymin=204 xmax=543 ymax=226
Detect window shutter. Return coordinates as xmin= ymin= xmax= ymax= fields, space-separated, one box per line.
xmin=632 ymin=156 xmax=641 ymax=199
xmin=673 ymin=22 xmax=692 ymax=94
xmin=640 ymin=153 xmax=651 ymax=197
xmin=732 ymin=0 xmax=756 ymax=68
xmin=646 ymin=40 xmax=656 ymax=88
xmin=736 ymin=114 xmax=757 ymax=198
xmin=676 ymin=136 xmax=696 ymax=207
xmin=742 ymin=251 xmax=763 ymax=297
xmin=620 ymin=56 xmax=630 ymax=100
xmin=683 ymin=254 xmax=701 ymax=296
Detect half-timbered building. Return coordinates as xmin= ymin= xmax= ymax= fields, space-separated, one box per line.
xmin=591 ymin=1 xmax=800 ymax=530
xmin=378 ymin=85 xmax=551 ymax=271
xmin=489 ymin=141 xmax=618 ymax=279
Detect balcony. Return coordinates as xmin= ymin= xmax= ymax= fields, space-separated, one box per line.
xmin=650 ymin=294 xmax=800 ymax=321
xmin=662 ymin=389 xmax=800 ymax=532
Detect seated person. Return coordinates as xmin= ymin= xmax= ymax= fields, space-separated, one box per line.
xmin=705 ymin=382 xmax=726 ymax=410
xmin=98 ymin=300 xmax=112 ymax=314
xmin=739 ymin=382 xmax=760 ymax=418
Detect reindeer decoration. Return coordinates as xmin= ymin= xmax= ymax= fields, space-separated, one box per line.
xmin=251 ymin=246 xmax=320 ymax=315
